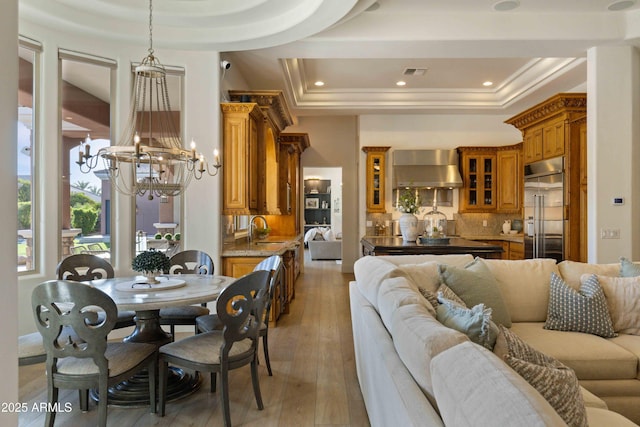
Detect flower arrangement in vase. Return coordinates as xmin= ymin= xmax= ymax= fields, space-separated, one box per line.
xmin=132 ymin=249 xmax=171 ymax=284
xmin=396 ymin=188 xmax=422 ymax=241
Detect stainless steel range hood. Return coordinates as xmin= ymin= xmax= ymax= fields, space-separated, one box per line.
xmin=392 ymin=149 xmax=463 ymax=188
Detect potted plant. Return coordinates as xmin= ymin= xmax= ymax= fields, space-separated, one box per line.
xmin=132 ymin=249 xmax=170 ymax=284
xmin=154 ymin=232 xmax=162 ymax=240
xmin=164 ymin=233 xmax=173 ymax=241
xmin=173 ymin=232 xmax=181 ymax=241
xmin=396 ymin=188 xmax=422 ymax=242
xmin=255 ymin=226 xmax=271 ymax=240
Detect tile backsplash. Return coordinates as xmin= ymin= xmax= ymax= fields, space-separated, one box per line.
xmin=454 ymin=212 xmax=523 ymax=236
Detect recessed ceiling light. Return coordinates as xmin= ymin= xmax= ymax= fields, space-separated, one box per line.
xmin=396 ymin=81 xmax=407 ymax=86
xmin=493 ymin=0 xmax=520 ymax=11
xmin=483 ymin=81 xmax=494 ymax=87
xmin=314 ymin=81 xmax=325 ymax=87
xmin=607 ymin=0 xmax=636 ymax=11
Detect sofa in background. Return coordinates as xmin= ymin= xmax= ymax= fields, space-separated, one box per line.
xmin=305 ymin=227 xmax=341 ymax=260
xmin=351 ymin=254 xmax=640 ymax=427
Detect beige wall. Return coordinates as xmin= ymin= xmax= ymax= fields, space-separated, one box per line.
xmin=287 ymin=116 xmax=359 ymax=273
xmin=2 ymin=0 xmax=19 ymax=422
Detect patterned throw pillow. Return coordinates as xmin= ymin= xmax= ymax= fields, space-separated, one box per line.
xmin=505 ymin=355 xmax=587 ymax=427
xmin=436 ymin=297 xmax=499 ymax=350
xmin=438 ymin=258 xmax=512 ymax=327
xmin=497 ymin=325 xmax=588 ymax=427
xmin=620 ymin=256 xmax=640 ymax=277
xmin=419 ymin=283 xmax=466 ymax=311
xmin=544 ymin=272 xmax=616 ymax=338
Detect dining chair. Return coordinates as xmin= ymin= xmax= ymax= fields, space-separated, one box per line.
xmin=158 ymin=270 xmax=271 ymax=427
xmin=56 ymin=254 xmax=136 ymax=329
xmin=32 ymin=280 xmax=157 ymax=427
xmin=159 ymin=250 xmax=213 ymax=337
xmin=195 ymin=255 xmax=282 ymax=376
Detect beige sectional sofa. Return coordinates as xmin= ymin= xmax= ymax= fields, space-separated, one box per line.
xmin=351 ymin=254 xmax=640 ymax=427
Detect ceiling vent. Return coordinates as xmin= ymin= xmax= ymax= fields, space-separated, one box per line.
xmin=403 ymin=68 xmax=428 ymax=76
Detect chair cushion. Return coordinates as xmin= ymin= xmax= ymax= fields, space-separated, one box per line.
xmin=160 ymin=331 xmax=253 ymax=364
xmin=557 ymin=260 xmax=619 ymax=289
xmin=160 ymin=305 xmax=210 ymax=320
xmin=57 ymin=342 xmax=156 ymax=377
xmin=378 ymin=276 xmax=433 ymax=331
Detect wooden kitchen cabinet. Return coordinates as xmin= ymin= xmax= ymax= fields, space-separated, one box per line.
xmin=362 ymin=146 xmax=390 ymax=213
xmin=509 ymin=241 xmax=524 ymax=260
xmin=506 ymin=93 xmax=587 ymax=261
xmin=221 ymin=103 xmax=262 ymax=215
xmin=459 ymin=144 xmax=522 ymax=214
xmin=496 ymin=144 xmax=522 ymax=213
xmin=458 ymin=148 xmax=496 ymax=212
xmin=226 ymin=90 xmax=294 ymax=215
xmin=506 ymin=93 xmax=585 ymax=165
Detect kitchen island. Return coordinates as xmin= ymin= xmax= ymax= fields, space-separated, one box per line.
xmin=361 ymin=236 xmax=504 ymax=258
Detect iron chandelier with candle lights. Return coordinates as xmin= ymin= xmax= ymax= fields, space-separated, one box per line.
xmin=76 ymin=0 xmax=220 ymax=200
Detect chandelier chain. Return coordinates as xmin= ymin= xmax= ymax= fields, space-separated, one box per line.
xmin=148 ymin=0 xmax=154 ymax=56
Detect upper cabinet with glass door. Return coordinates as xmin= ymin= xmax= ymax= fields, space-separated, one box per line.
xmin=362 ymin=146 xmax=390 ymax=213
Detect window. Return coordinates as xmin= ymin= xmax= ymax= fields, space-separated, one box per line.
xmin=135 ymin=69 xmax=184 ymax=256
xmin=17 ymin=38 xmax=40 ymax=273
xmin=59 ymin=50 xmax=115 ymax=263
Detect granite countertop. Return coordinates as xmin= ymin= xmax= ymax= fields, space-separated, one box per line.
xmin=222 ymin=235 xmax=301 ymax=257
xmin=460 ymin=233 xmax=525 ymax=243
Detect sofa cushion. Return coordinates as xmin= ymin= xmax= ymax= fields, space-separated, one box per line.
xmin=620 ymin=257 xmax=640 ymax=277
xmin=436 ymin=298 xmax=499 ymax=349
xmin=484 ymin=258 xmax=560 ymax=322
xmin=505 ymin=355 xmax=587 ymax=427
xmin=607 ymin=334 xmax=640 ymax=380
xmin=431 ymin=341 xmax=567 ymax=427
xmin=544 ymin=273 xmax=616 ymax=338
xmin=378 ymin=276 xmax=434 ymax=332
xmin=558 ymin=260 xmax=619 ymax=289
xmin=510 ymin=323 xmax=638 ymax=380
xmin=586 ymin=407 xmax=640 ymax=427
xmin=378 ymin=254 xmax=474 ymax=267
xmin=438 ymin=257 xmax=512 ymax=327
xmin=586 ymin=274 xmax=640 ymax=335
xmin=388 ymin=260 xmax=441 ymax=293
xmin=354 ymin=256 xmax=398 ymax=310
xmin=391 ymin=303 xmax=468 ymax=403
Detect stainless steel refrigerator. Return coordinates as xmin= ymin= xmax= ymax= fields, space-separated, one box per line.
xmin=524 ymin=157 xmax=565 ymax=262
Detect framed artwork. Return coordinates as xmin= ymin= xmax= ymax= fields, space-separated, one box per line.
xmin=305 ymin=198 xmax=319 ymax=209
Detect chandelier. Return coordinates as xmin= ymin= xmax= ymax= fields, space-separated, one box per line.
xmin=76 ymin=0 xmax=220 ymax=200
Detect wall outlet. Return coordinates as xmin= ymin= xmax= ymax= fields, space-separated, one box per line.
xmin=482 ymin=220 xmax=488 ymax=227
xmin=600 ymin=228 xmax=620 ymax=239
xmin=366 ymin=221 xmax=373 ymax=227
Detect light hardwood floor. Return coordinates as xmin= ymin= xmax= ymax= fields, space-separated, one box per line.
xmin=18 ymin=254 xmax=370 ymax=427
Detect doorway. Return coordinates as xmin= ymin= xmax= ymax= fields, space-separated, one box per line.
xmin=303 ymin=167 xmax=342 ymax=263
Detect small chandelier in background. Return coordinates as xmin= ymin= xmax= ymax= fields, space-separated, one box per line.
xmin=76 ymin=0 xmax=221 ymax=200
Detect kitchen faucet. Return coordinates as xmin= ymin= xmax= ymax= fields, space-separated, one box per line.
xmin=249 ymin=215 xmax=269 ymax=241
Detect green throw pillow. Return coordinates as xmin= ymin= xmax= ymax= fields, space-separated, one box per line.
xmin=438 ymin=258 xmax=512 ymax=327
xmin=544 ymin=273 xmax=616 ymax=338
xmin=620 ymin=257 xmax=640 ymax=277
xmin=436 ymin=297 xmax=499 ymax=350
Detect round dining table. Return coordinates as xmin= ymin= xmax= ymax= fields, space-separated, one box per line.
xmin=88 ymin=274 xmax=235 ymax=406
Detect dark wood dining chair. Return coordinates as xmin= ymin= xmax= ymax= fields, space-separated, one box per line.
xmin=159 ymin=250 xmax=214 ymax=337
xmin=158 ymin=270 xmax=271 ymax=427
xmin=56 ymin=254 xmax=136 ymax=329
xmin=195 ymin=255 xmax=282 ymax=376
xmin=32 ymin=280 xmax=157 ymax=427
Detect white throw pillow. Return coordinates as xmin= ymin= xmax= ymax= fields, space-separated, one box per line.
xmin=388 ymin=261 xmax=441 ymax=293
xmin=322 ymin=229 xmax=335 ymax=241
xmin=582 ymin=273 xmax=640 ymax=335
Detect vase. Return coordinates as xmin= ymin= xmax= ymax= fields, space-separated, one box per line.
xmin=399 ymin=213 xmax=420 ymax=242
xmin=145 ymin=272 xmax=160 ymax=284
